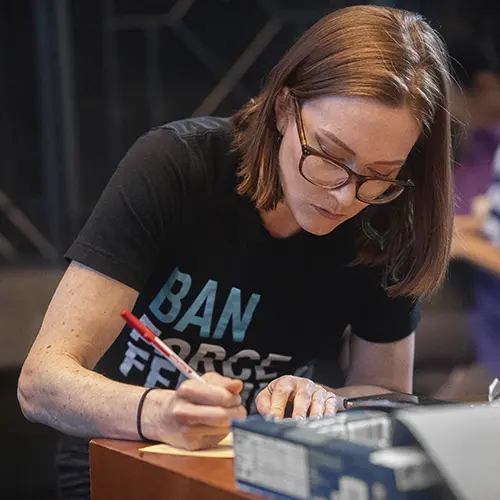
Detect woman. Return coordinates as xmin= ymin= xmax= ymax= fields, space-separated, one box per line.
xmin=18 ymin=5 xmax=453 ymax=499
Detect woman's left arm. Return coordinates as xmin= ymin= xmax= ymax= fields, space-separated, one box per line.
xmin=328 ymin=332 xmax=414 ymax=397
xmin=255 ymin=333 xmax=414 ymax=418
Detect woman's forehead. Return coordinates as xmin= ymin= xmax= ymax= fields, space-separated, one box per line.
xmin=301 ymin=96 xmax=421 ymax=160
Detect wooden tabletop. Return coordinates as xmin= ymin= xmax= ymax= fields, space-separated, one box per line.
xmin=90 ymin=439 xmax=261 ymax=500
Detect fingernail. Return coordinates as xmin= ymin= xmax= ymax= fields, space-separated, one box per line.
xmin=264 ymin=414 xmax=280 ymax=421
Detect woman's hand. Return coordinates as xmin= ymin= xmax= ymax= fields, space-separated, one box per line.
xmin=255 ymin=376 xmax=344 ymax=419
xmin=143 ymin=372 xmax=247 ymax=450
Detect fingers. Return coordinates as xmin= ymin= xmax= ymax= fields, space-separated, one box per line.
xmin=224 ymin=378 xmax=244 ymax=395
xmin=171 ymin=400 xmax=247 ymax=427
xmin=180 ymin=425 xmax=232 ymax=438
xmin=255 ymin=386 xmax=272 ymax=415
xmin=202 ymin=372 xmax=243 ymax=394
xmin=291 ymin=381 xmax=342 ymax=418
xmin=267 ymin=378 xmax=296 ymax=418
xmin=165 ymin=374 xmax=247 ymax=451
xmin=256 ymin=376 xmax=343 ymax=418
xmin=189 ymin=373 xmax=342 ymax=423
xmin=171 ymin=426 xmax=230 ymax=451
xmin=178 ymin=379 xmax=242 ymax=408
xmin=325 ymin=395 xmax=340 ymax=416
xmin=308 ymin=387 xmax=328 ymax=418
xmin=291 ymin=380 xmax=316 ymax=418
xmin=302 ymin=389 xmax=341 ymax=417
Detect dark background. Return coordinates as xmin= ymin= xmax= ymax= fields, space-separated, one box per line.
xmin=2 ymin=0 xmax=500 ymax=260
xmin=1 ymin=1 xmax=499 ymax=498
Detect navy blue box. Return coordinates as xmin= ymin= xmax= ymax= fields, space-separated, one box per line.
xmin=232 ymin=412 xmax=442 ymax=500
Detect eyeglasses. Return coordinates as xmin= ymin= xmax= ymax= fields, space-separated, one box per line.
xmin=292 ymin=98 xmax=414 ymax=205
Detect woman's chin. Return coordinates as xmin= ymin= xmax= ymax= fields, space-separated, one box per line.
xmin=299 ymin=216 xmax=341 ymax=236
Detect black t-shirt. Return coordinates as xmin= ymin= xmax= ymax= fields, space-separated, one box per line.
xmin=65 ymin=117 xmax=419 ymax=413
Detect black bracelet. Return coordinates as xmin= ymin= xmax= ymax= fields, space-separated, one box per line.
xmin=137 ymin=387 xmax=156 ymax=441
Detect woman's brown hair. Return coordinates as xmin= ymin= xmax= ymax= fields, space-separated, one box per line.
xmin=233 ymin=5 xmax=453 ymax=299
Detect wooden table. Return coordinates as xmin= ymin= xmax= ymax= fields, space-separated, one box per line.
xmin=90 ymin=439 xmax=261 ymax=500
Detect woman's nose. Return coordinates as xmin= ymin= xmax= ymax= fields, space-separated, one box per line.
xmin=328 ymin=181 xmax=357 ymax=208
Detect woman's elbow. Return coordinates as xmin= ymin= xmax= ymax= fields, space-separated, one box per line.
xmin=18 ymin=361 xmax=44 ymax=422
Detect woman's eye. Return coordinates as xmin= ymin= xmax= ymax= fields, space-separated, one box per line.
xmin=369 ymin=169 xmax=395 ymax=179
xmin=318 ymin=144 xmax=346 ymax=162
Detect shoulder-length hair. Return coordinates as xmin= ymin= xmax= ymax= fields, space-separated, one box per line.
xmin=232 ymin=5 xmax=453 ymax=299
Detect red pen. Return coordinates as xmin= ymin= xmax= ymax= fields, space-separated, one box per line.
xmin=120 ymin=309 xmax=205 ymax=383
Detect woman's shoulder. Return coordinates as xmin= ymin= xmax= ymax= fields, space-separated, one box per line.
xmin=126 ymin=116 xmax=237 ymax=196
xmin=160 ymin=116 xmax=233 ymax=139
xmin=146 ymin=116 xmax=234 ymax=159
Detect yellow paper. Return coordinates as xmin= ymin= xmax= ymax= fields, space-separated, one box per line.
xmin=139 ymin=433 xmax=234 ymax=458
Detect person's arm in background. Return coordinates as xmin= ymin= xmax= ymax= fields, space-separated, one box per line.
xmin=452 ymin=218 xmax=500 ymax=275
xmin=441 ymin=148 xmax=500 ymax=400
xmin=452 ymin=147 xmax=500 ymax=275
xmin=452 ymin=193 xmax=500 ymax=276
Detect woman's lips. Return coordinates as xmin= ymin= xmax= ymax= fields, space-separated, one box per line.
xmin=312 ymin=204 xmax=346 ymax=221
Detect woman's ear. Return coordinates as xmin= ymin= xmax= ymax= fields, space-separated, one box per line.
xmin=274 ymin=87 xmax=293 ymax=135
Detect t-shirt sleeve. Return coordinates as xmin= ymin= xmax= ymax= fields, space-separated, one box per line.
xmin=65 ymin=127 xmax=200 ymax=291
xmin=348 ymin=266 xmax=420 ymax=343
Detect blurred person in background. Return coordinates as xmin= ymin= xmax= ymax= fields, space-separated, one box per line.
xmin=420 ymin=38 xmax=500 ymax=399
xmin=450 ymin=39 xmax=500 ymax=216
xmin=445 ymin=142 xmax=500 ymax=397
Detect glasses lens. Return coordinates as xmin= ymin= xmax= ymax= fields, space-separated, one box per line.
xmin=302 ymin=155 xmax=349 ymax=188
xmin=358 ymin=180 xmax=404 ymax=204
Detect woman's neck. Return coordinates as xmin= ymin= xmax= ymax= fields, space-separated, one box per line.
xmin=258 ymin=201 xmax=301 ymax=239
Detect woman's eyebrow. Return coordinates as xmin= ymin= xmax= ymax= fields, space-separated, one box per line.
xmin=316 ymin=128 xmax=407 ymax=166
xmin=316 ymin=128 xmax=355 ymax=156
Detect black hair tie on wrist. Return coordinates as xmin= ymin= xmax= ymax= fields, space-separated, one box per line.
xmin=137 ymin=387 xmax=156 ymax=442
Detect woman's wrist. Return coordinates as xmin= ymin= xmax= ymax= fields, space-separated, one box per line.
xmin=139 ymin=388 xmax=174 ymax=442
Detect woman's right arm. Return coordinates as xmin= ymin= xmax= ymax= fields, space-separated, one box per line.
xmin=18 ymin=261 xmax=246 ymax=449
